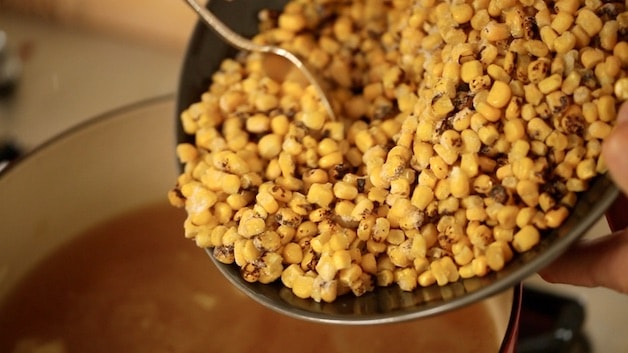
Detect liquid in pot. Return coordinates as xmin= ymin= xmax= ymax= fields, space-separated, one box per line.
xmin=0 ymin=203 xmax=501 ymax=353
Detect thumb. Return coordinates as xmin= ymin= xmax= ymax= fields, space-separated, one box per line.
xmin=602 ymin=102 xmax=628 ymax=194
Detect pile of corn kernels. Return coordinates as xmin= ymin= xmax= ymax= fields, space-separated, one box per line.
xmin=169 ymin=0 xmax=628 ymax=302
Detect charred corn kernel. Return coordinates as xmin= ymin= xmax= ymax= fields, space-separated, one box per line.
xmin=527 ymin=117 xmax=553 ymax=141
xmin=372 ymin=217 xmax=391 ymax=242
xmin=513 ymin=225 xmax=540 ymax=252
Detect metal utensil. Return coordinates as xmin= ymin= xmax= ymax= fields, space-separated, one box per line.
xmin=182 ymin=0 xmax=335 ymax=121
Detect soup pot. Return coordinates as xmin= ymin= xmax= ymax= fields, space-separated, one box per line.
xmin=0 ymin=97 xmax=520 ymax=352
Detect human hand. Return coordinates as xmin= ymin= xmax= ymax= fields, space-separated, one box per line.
xmin=539 ymin=102 xmax=628 ymax=294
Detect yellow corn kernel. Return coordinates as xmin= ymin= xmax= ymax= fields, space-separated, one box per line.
xmin=588 ymin=121 xmax=612 ymax=140
xmin=550 ymin=12 xmax=574 ymax=34
xmin=360 ymin=252 xmax=378 ymax=275
xmin=573 ymin=23 xmax=593 ymax=48
xmin=292 ymin=275 xmax=315 ymax=299
xmin=545 ymin=206 xmax=570 ymax=228
xmin=448 ymin=166 xmax=470 ymax=198
xmin=318 ymin=151 xmax=344 ymax=169
xmin=461 ymin=60 xmax=484 ymax=83
xmin=452 ymin=243 xmax=474 ymax=266
xmin=478 ymin=124 xmax=500 ymax=145
xmin=516 ymin=180 xmax=540 ymax=207
xmin=512 ymin=225 xmax=540 ymax=252
xmin=496 ymin=205 xmax=520 ymax=229
xmin=537 ymin=74 xmax=562 ymax=94
xmin=539 ymin=26 xmax=558 ymax=51
xmin=575 ymin=9 xmax=603 ymax=37
xmin=471 ymin=256 xmax=489 ymax=277
xmin=486 ymin=81 xmax=512 ymax=111
xmin=280 ymin=264 xmax=304 ymax=289
xmin=553 ymin=31 xmax=576 ymax=54
xmin=306 ymin=182 xmax=334 ymax=208
xmin=615 ymin=77 xmax=628 ymax=101
xmin=482 ymin=21 xmax=510 ymax=41
xmin=596 ymin=95 xmax=616 ymax=122
xmin=487 ymin=240 xmax=513 ymax=271
xmin=566 ymin=178 xmax=588 ymax=192
xmin=332 ymin=181 xmax=358 ymax=200
xmin=282 ymin=242 xmax=304 ymax=265
xmin=377 ymin=269 xmax=394 ymax=287
xmin=417 ymin=270 xmax=436 ymax=287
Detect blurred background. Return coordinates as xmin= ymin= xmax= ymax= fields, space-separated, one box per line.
xmin=0 ymin=0 xmax=204 ymax=152
xmin=1 ymin=1 xmax=626 ymax=352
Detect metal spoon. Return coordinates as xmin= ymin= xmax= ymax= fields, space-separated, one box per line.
xmin=182 ymin=0 xmax=335 ymax=121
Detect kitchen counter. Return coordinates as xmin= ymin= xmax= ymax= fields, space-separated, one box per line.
xmin=1 ymin=8 xmax=627 ymax=353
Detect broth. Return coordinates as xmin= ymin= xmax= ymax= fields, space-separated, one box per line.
xmin=0 ymin=203 xmax=501 ymax=353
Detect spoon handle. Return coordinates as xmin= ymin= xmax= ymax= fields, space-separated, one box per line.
xmin=183 ymin=0 xmax=261 ymax=53
xmin=182 ymin=0 xmax=335 ymax=121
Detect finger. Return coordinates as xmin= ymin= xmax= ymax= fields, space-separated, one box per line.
xmin=602 ymin=102 xmax=628 ymax=193
xmin=539 ymin=229 xmax=628 ymax=294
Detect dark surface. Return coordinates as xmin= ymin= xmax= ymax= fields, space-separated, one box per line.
xmin=518 ymin=287 xmax=591 ymax=353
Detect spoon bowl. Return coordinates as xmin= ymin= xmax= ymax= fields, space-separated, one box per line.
xmin=182 ymin=0 xmax=335 ymax=121
xmin=177 ymin=0 xmax=619 ymax=325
